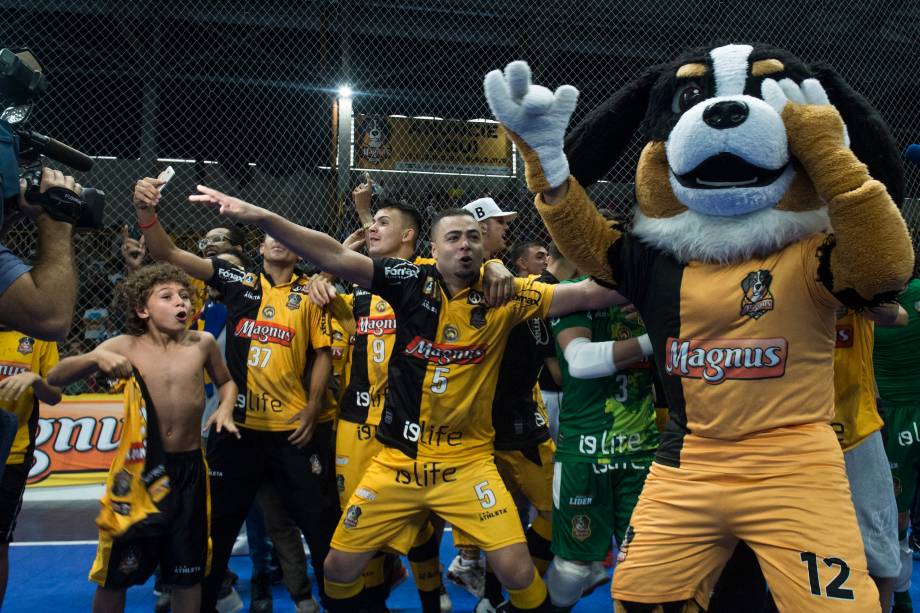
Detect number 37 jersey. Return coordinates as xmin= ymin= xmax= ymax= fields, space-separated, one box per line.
xmin=370 ymin=258 xmax=555 ymax=461
xmin=207 ymin=257 xmax=331 ymax=431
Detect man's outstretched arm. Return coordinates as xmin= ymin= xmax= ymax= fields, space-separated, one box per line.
xmin=189 ymin=186 xmax=374 ymax=288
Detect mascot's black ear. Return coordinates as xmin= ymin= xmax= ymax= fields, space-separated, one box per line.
xmin=811 ymin=62 xmax=905 ymax=206
xmin=564 ymin=67 xmax=660 ymax=187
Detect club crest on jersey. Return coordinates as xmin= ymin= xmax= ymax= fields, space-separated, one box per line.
xmin=262 ymin=306 xmax=275 ymax=319
xmin=286 ymin=293 xmax=302 ymax=310
xmin=375 ymin=300 xmax=388 ymax=313
xmin=112 ymin=470 xmax=132 ymax=496
xmin=467 ymin=290 xmax=483 ymax=305
xmin=16 ymin=337 xmax=34 ymax=355
xmin=333 ymin=330 xmax=344 ymax=342
xmin=443 ymin=325 xmax=460 ymax=342
xmin=572 ymin=515 xmax=591 ymax=541
xmin=470 ymin=306 xmax=487 ymax=329
xmin=344 ymin=505 xmax=362 ymax=528
xmin=740 ymin=270 xmax=774 ymax=319
xmin=241 ymin=272 xmax=258 ymax=288
xmin=336 ymin=474 xmax=345 ymax=492
xmin=118 ymin=547 xmax=141 ymax=574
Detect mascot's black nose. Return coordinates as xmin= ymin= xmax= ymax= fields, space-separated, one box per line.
xmin=703 ymin=100 xmax=749 ymax=129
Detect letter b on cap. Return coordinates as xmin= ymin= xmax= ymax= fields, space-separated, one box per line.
xmin=475 ymin=207 xmax=485 ymax=219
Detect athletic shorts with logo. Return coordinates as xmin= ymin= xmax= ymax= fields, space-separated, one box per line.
xmin=612 ymin=424 xmax=878 ymax=611
xmin=884 ymin=404 xmax=920 ymax=513
xmin=453 ymin=438 xmax=555 ymax=548
xmin=90 ymin=449 xmax=209 ymax=589
xmin=335 ymin=420 xmax=384 ymax=510
xmin=332 ymin=447 xmax=526 ymax=555
xmin=0 ymin=458 xmax=31 ymax=544
xmin=552 ymin=453 xmax=652 ymax=562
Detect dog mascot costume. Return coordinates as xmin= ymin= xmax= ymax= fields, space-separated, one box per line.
xmin=485 ymin=43 xmax=913 ymax=612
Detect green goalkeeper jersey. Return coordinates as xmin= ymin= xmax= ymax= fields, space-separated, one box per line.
xmin=874 ymin=278 xmax=920 ymax=406
xmin=551 ymin=289 xmax=658 ymax=463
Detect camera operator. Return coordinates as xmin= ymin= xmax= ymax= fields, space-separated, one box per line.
xmin=0 ymin=166 xmax=79 ymax=342
xmin=0 ymin=166 xmax=80 ymax=477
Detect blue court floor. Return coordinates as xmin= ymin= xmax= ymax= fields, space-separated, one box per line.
xmin=5 ymin=499 xmax=920 ymax=612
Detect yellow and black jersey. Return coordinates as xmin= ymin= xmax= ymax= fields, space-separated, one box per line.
xmin=607 ymin=232 xmax=842 ymax=466
xmin=324 ymin=303 xmax=354 ymax=420
xmin=370 ymin=258 xmax=555 ymax=461
xmin=339 ymin=256 xmax=432 ymax=427
xmin=0 ymin=331 xmax=58 ymax=465
xmin=207 ymin=258 xmax=332 ymax=431
xmin=491 ymin=270 xmax=557 ymax=451
xmin=339 ymin=287 xmax=396 ymax=427
xmin=832 ymin=311 xmax=882 ymax=451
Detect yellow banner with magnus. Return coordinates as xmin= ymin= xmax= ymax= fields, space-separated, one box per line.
xmin=353 ymin=114 xmax=513 ymax=174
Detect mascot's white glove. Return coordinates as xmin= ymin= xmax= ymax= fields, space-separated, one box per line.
xmin=761 ymin=77 xmax=860 ymax=202
xmin=484 ymin=61 xmax=579 ymax=192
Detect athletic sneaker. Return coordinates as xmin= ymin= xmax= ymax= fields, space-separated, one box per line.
xmin=911 ymin=533 xmax=920 ymax=561
xmin=440 ymin=584 xmax=453 ymax=613
xmin=474 ymin=597 xmax=499 ymax=613
xmin=294 ymin=597 xmax=320 ymax=613
xmin=153 ymin=578 xmax=171 ymax=613
xmin=446 ymin=554 xmax=485 ymax=598
xmin=216 ymin=570 xmax=244 ymax=613
xmin=250 ymin=572 xmax=273 ymax=612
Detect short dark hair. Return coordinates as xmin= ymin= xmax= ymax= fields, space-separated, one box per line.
xmin=115 ymin=263 xmax=193 ymax=336
xmin=509 ymin=241 xmax=546 ymax=265
xmin=377 ymin=198 xmax=422 ymax=237
xmin=547 ymin=241 xmax=564 ymax=260
xmin=430 ymin=208 xmax=475 ymax=237
xmin=214 ymin=222 xmax=246 ymax=247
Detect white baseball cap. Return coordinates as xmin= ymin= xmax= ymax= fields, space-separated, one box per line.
xmin=463 ymin=197 xmax=518 ymax=222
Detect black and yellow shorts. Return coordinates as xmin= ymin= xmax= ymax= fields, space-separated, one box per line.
xmin=332 ymin=447 xmax=527 ymax=555
xmin=89 ymin=449 xmax=210 ymax=589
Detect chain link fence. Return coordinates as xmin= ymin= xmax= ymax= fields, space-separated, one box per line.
xmin=1 ymin=0 xmax=919 ymax=367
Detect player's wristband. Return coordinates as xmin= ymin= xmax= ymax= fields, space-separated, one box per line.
xmin=638 ymin=334 xmax=653 ymax=358
xmin=137 ymin=215 xmax=159 ymax=229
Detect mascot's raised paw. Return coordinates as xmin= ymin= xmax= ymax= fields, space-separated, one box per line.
xmin=484 ymin=60 xmax=579 ymax=192
xmin=762 ymin=77 xmax=851 ymax=150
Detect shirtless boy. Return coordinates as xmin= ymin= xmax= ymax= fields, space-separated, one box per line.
xmin=48 ymin=263 xmax=238 ymax=613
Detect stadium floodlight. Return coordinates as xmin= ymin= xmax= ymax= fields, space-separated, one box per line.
xmin=337 ymin=85 xmax=353 ymax=99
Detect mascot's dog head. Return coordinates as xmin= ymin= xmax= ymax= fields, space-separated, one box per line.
xmin=565 ymin=43 xmax=903 ymax=264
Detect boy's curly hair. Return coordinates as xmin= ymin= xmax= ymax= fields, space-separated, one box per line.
xmin=115 ymin=263 xmax=193 ymax=336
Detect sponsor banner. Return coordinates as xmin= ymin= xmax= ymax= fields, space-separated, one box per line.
xmin=353 ymin=114 xmax=513 ymax=174
xmin=26 ymin=394 xmax=124 ymax=488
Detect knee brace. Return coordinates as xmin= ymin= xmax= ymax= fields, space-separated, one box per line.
xmin=544 ymin=557 xmax=592 ymax=607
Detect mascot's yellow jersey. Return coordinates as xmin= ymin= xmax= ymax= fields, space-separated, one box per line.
xmin=206 ymin=258 xmax=332 ymax=431
xmin=0 ymin=331 xmax=58 ymax=465
xmin=369 ymin=258 xmax=555 ymax=461
xmin=832 ymin=311 xmax=883 ymax=451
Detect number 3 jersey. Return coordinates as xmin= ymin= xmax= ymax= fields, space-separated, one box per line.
xmin=370 ymin=258 xmax=555 ymax=461
xmin=207 ymin=257 xmax=332 ymax=431
xmin=551 ymin=299 xmax=658 ymax=463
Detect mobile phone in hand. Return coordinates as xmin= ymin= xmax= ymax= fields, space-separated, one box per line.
xmin=157 ymin=166 xmax=175 ymax=193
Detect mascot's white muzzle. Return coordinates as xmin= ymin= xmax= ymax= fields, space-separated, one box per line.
xmin=666 ymin=94 xmax=794 ymax=217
